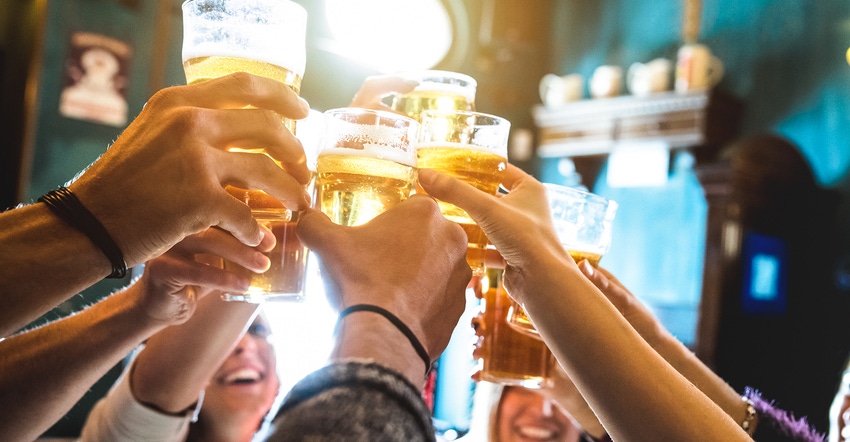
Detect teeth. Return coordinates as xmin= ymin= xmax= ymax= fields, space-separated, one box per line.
xmin=224 ymin=368 xmax=261 ymax=384
xmin=516 ymin=426 xmax=555 ymax=440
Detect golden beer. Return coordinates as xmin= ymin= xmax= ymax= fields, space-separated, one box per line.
xmin=316 ymin=152 xmax=417 ymax=227
xmin=391 ymin=89 xmax=474 ymax=122
xmin=223 ymin=211 xmax=308 ymax=302
xmin=315 ymin=108 xmax=419 ymax=227
xmin=217 ymin=187 xmax=309 ymax=301
xmin=389 ymin=70 xmax=476 ymax=122
xmin=480 ymin=268 xmax=555 ymax=388
xmin=183 ymin=55 xmax=302 ymax=134
xmin=416 ymin=141 xmax=507 ymax=273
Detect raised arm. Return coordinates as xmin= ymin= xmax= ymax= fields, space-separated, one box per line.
xmin=267 ymin=196 xmax=471 ymax=441
xmin=0 ymin=72 xmax=311 ymax=336
xmin=128 ymin=227 xmax=276 ymax=415
xmin=0 ymin=225 xmax=270 ymax=441
xmin=419 ymin=165 xmax=752 ymax=442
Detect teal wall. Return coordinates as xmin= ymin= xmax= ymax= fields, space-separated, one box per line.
xmin=540 ymin=0 xmax=850 ymax=432
xmin=21 ymin=0 xmax=170 ymax=437
xmin=545 ymin=0 xmax=850 ymax=183
xmin=544 ymin=0 xmax=850 ymax=335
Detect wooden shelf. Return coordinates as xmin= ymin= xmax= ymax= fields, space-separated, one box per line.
xmin=533 ymin=89 xmax=743 ymax=161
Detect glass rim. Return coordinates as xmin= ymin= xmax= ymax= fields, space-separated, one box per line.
xmin=418 ymin=109 xmax=510 ymax=127
xmin=542 ymin=182 xmax=619 ymax=213
xmin=391 ymin=69 xmax=477 ymax=88
xmin=181 ymin=0 xmax=307 ymax=17
xmin=324 ymin=107 xmax=420 ymax=127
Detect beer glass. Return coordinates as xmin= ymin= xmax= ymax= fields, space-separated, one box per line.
xmin=479 ymin=267 xmax=556 ymax=389
xmin=507 ymin=184 xmax=618 ymax=336
xmin=182 ymin=0 xmax=306 ymax=133
xmin=388 ymin=70 xmax=477 ymax=121
xmin=416 ymin=110 xmax=510 ymax=276
xmin=315 ymin=108 xmax=419 ymax=227
xmin=181 ymin=0 xmax=309 ymax=302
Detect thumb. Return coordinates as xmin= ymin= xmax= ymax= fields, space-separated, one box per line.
xmin=295 ymin=208 xmax=340 ymax=253
xmin=418 ymin=169 xmax=495 ymax=223
xmin=578 ymin=259 xmax=609 ymax=291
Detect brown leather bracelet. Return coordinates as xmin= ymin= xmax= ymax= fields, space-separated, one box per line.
xmin=38 ymin=187 xmax=127 ymax=278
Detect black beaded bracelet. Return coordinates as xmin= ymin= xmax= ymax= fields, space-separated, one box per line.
xmin=336 ymin=304 xmax=432 ymax=376
xmin=38 ymin=187 xmax=128 ymax=279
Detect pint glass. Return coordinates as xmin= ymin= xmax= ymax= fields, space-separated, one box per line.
xmin=315 ymin=108 xmax=419 ymax=227
xmin=416 ymin=110 xmax=510 ymax=276
xmin=479 ymin=267 xmax=556 ymax=389
xmin=182 ymin=0 xmax=306 ymax=133
xmin=181 ymin=0 xmax=310 ymax=302
xmin=389 ymin=70 xmax=477 ymax=121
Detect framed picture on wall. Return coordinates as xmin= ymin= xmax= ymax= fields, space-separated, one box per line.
xmin=58 ymin=32 xmax=132 ymax=127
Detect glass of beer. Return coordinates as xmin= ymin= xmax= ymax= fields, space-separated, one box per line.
xmin=507 ymin=184 xmax=618 ymax=336
xmin=315 ymin=108 xmax=419 ymax=226
xmin=388 ymin=70 xmax=477 ymax=121
xmin=416 ymin=109 xmax=510 ymax=276
xmin=478 ymin=267 xmax=557 ymax=389
xmin=181 ymin=0 xmax=310 ymax=302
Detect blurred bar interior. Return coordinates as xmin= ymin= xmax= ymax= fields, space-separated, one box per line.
xmin=3 ymin=0 xmax=850 ymax=439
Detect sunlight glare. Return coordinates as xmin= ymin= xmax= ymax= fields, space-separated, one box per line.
xmin=325 ymin=0 xmax=453 ymax=72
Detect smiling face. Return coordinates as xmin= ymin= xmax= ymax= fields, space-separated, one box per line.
xmin=495 ymin=386 xmax=578 ymax=442
xmin=199 ymin=314 xmax=280 ymax=428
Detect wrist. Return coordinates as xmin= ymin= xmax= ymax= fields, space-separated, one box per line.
xmin=333 ymin=309 xmax=428 ymax=386
xmin=38 ymin=187 xmax=127 ymax=278
xmin=506 ymin=247 xmax=577 ymax=307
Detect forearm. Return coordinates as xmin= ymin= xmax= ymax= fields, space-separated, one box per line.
xmin=0 ymin=286 xmax=164 ymax=441
xmin=132 ymin=295 xmax=259 ymax=412
xmin=518 ymin=254 xmax=750 ymax=441
xmin=650 ymin=329 xmax=752 ymax=429
xmin=0 ymin=203 xmax=113 ymax=336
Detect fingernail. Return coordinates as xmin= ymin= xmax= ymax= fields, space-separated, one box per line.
xmin=298 ymin=96 xmax=310 ymax=113
xmin=255 ymin=252 xmax=272 ymax=272
xmin=579 ymin=259 xmax=594 ymax=276
xmin=418 ymin=169 xmax=435 ymax=186
xmin=260 ymin=226 xmax=276 ymax=250
xmin=236 ymin=277 xmax=251 ymax=291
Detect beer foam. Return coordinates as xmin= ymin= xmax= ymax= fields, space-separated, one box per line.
xmin=320 ymin=145 xmax=417 ymax=167
xmin=399 ymin=70 xmax=477 ymax=100
xmin=182 ymin=0 xmax=307 ymax=75
xmin=416 ymin=141 xmax=507 ymax=158
xmin=414 ymin=82 xmax=476 ymax=100
xmin=321 ymin=113 xmax=419 ymax=166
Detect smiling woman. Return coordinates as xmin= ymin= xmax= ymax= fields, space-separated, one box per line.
xmin=323 ymin=0 xmax=454 ymax=72
xmin=79 ymin=295 xmax=282 ymax=442
xmin=460 ymin=382 xmax=582 ymax=442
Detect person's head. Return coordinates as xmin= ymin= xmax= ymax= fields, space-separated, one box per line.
xmin=197 ymin=311 xmax=280 ymax=432
xmin=490 ymin=385 xmax=579 ymax=442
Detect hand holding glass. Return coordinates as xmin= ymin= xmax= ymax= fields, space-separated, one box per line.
xmin=507 ymin=184 xmax=618 ymax=336
xmin=181 ymin=0 xmax=309 ymax=302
